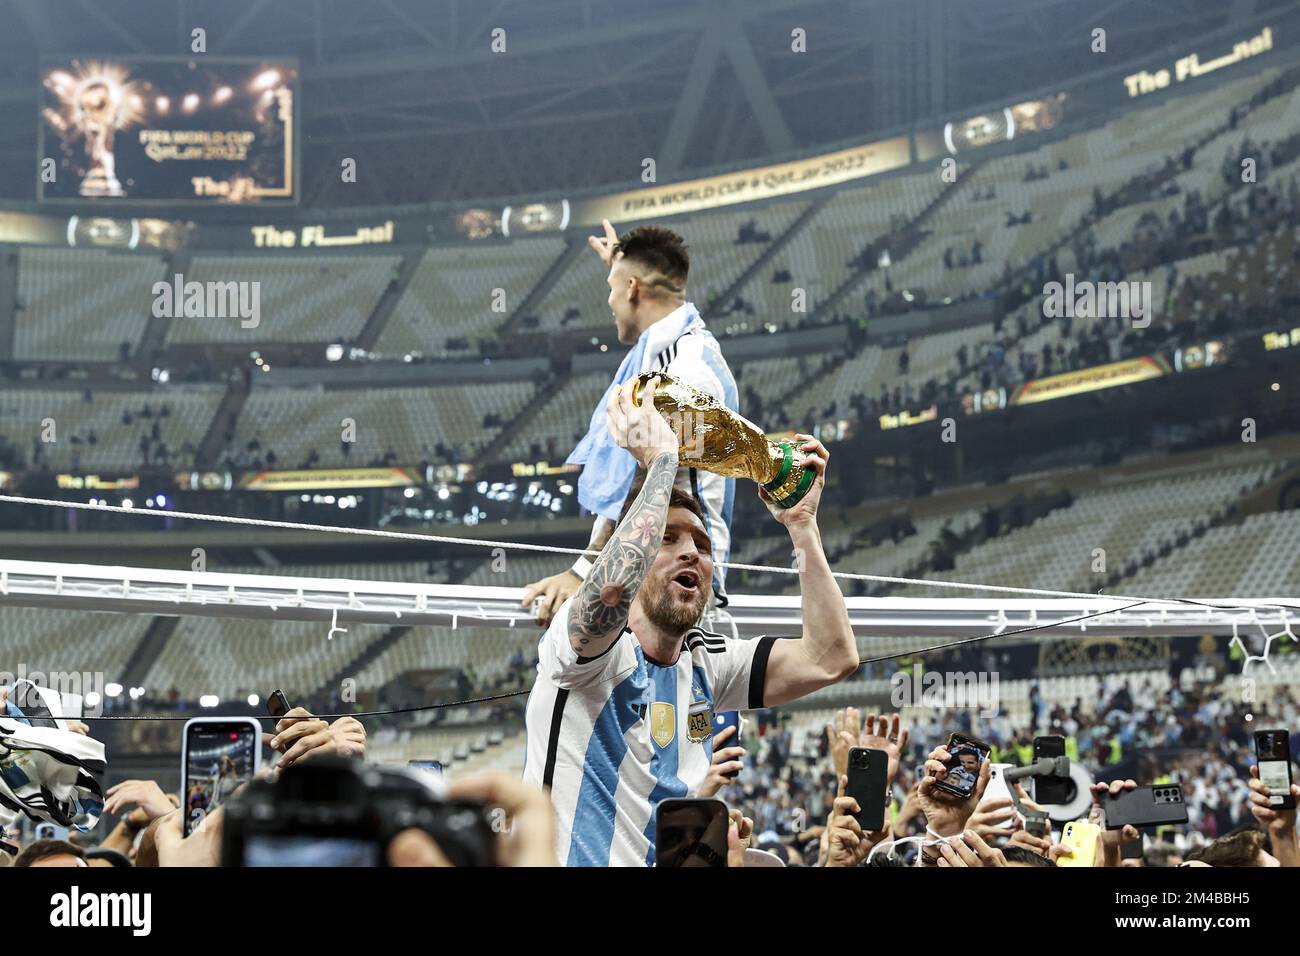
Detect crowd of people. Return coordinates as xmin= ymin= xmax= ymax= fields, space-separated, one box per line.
xmin=3 ymin=650 xmax=1295 ymax=869
xmin=705 ymin=684 xmax=1297 ymax=868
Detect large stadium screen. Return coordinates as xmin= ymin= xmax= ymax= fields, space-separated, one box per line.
xmin=39 ymin=57 xmax=298 ymax=205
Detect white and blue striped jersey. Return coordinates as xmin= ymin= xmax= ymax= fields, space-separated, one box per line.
xmin=522 ymin=596 xmax=776 ymax=867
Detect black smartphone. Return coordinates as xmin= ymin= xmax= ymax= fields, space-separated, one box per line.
xmin=1032 ymin=735 xmax=1070 ymax=804
xmin=182 ymin=717 xmax=262 ymax=837
xmin=1121 ymin=835 xmax=1146 ymax=861
xmin=845 ymin=747 xmax=888 ymax=831
xmin=712 ymin=711 xmax=742 ymax=779
xmin=935 ymin=733 xmax=991 ymax=799
xmin=655 ymin=798 xmax=729 ymax=867
xmin=267 ymin=689 xmax=292 ymax=719
xmin=1254 ymin=729 xmax=1296 ymax=810
xmin=1103 ymin=784 xmax=1189 ymax=830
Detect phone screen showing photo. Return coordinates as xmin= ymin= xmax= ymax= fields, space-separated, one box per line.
xmin=942 ymin=735 xmax=991 ymax=797
xmin=1255 ymin=731 xmax=1292 ymax=802
xmin=184 ymin=722 xmax=258 ymax=836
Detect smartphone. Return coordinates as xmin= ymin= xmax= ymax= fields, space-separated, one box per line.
xmin=845 ymin=747 xmax=888 ymax=831
xmin=1059 ymin=820 xmax=1101 ymax=867
xmin=712 ymin=711 xmax=742 ymax=779
xmin=181 ymin=717 xmax=262 ymax=837
xmin=935 ymin=733 xmax=991 ymax=799
xmin=267 ymin=689 xmax=292 ymax=719
xmin=983 ymin=763 xmax=1017 ymax=831
xmin=1121 ymin=835 xmax=1146 ymax=862
xmin=655 ymin=798 xmax=729 ymax=867
xmin=1032 ymin=735 xmax=1070 ymax=804
xmin=1254 ymin=728 xmax=1296 ymax=810
xmin=34 ymin=822 xmax=70 ymax=842
xmin=408 ymin=759 xmax=444 ymax=775
xmin=1102 ymin=784 xmax=1189 ymax=830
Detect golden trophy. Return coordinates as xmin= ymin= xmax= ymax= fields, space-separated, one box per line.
xmin=630 ymin=371 xmax=815 ymax=509
xmin=42 ymin=62 xmax=146 ymax=199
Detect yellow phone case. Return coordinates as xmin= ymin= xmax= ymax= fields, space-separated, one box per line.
xmin=1058 ymin=820 xmax=1101 ymax=867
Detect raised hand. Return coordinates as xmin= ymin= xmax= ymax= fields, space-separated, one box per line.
xmin=825 ymin=707 xmax=861 ymax=780
xmin=918 ymin=744 xmax=991 ymax=837
xmin=936 ymin=830 xmax=1007 ymax=867
xmin=1089 ymin=778 xmax=1140 ymax=867
xmin=698 ymin=724 xmax=746 ymax=798
xmin=758 ymin=434 xmax=828 ymax=528
xmin=588 ymin=219 xmax=620 ymax=267
xmin=859 ymin=711 xmax=910 ymax=787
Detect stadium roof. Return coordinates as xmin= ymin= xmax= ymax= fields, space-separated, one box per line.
xmin=0 ymin=0 xmax=1288 ymax=205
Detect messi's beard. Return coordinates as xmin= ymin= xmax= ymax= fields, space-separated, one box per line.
xmin=642 ymin=574 xmax=709 ymax=635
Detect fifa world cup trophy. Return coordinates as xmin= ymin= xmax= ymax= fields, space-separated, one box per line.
xmin=630 ymin=371 xmax=816 ymax=509
xmin=76 ymin=80 xmax=126 ymax=198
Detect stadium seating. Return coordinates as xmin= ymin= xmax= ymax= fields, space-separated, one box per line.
xmin=0 ymin=386 xmax=224 ymax=471
xmin=1125 ymin=509 xmax=1300 ymax=598
xmin=164 ymin=254 xmax=401 ymax=344
xmin=897 ymin=458 xmax=1280 ymax=596
xmin=15 ymin=249 xmax=165 ymax=361
xmin=228 ymin=380 xmax=535 ymax=467
xmin=0 ymin=606 xmax=149 ymax=679
xmin=376 ymin=239 xmax=565 ymax=358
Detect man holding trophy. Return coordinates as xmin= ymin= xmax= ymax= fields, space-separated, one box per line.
xmin=521 ymin=377 xmax=858 ymax=865
xmin=523 ymin=221 xmax=742 ymax=622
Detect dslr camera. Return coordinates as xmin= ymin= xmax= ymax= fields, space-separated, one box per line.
xmin=221 ymin=757 xmax=496 ymax=867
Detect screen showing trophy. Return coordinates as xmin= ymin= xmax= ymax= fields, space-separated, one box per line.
xmin=39 ymin=57 xmax=298 ymax=205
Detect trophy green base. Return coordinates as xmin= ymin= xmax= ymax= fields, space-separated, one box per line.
xmin=762 ymin=440 xmax=816 ymax=509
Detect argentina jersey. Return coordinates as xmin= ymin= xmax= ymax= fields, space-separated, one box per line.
xmin=522 ymin=595 xmax=776 ymax=867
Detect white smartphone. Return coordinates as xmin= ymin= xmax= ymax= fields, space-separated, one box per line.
xmin=983 ymin=762 xmax=1017 ymax=830
xmin=180 ymin=717 xmax=261 ymax=837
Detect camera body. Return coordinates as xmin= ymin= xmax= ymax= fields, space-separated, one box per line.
xmin=221 ymin=757 xmax=496 ymax=867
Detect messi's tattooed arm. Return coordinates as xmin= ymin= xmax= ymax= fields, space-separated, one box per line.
xmin=567 ymin=451 xmax=677 ymax=657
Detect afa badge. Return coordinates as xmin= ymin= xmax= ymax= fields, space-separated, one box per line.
xmin=687 ymin=700 xmax=712 ymax=744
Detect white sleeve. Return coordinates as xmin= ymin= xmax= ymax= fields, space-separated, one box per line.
xmin=666 ymin=336 xmax=730 ymax=406
xmin=701 ymin=635 xmax=781 ymax=712
xmin=537 ymin=596 xmax=637 ymax=690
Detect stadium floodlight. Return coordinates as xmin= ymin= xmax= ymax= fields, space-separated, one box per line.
xmin=182 ymin=93 xmax=200 ymax=113
xmin=199 ymin=695 xmax=219 ymax=708
xmin=325 ymin=344 xmax=344 ymax=361
xmin=121 ymin=498 xmax=133 ymax=509
xmin=105 ymin=683 xmax=123 ymax=698
xmin=84 ymin=692 xmax=100 ymax=708
xmin=247 ymin=694 xmax=260 ymax=707
xmin=213 ymin=85 xmax=232 ymax=105
xmin=403 ymin=488 xmax=416 ymax=499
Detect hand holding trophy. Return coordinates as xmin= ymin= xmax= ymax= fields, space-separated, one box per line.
xmin=628 ymin=371 xmax=816 ymax=510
